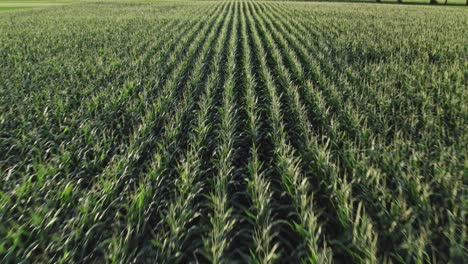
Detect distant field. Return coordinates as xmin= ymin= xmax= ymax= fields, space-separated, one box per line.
xmin=0 ymin=0 xmax=73 ymax=11
xmin=1 ymin=0 xmax=467 ymax=263
xmin=0 ymin=6 xmax=29 ymax=10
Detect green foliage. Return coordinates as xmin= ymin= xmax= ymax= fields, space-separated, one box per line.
xmin=0 ymin=1 xmax=466 ymax=263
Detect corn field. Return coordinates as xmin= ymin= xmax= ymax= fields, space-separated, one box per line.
xmin=0 ymin=1 xmax=467 ymax=263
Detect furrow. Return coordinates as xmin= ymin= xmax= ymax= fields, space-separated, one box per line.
xmin=259 ymin=3 xmax=445 ymax=262
xmin=148 ymin=2 xmax=235 ymax=262
xmin=245 ymin=1 xmax=333 ymax=262
xmin=0 ymin=4 xmax=225 ymax=261
xmin=58 ymin=2 xmax=231 ymax=262
xmin=252 ymin=2 xmax=380 ymax=262
xmin=238 ymin=1 xmax=279 ymax=262
xmin=201 ymin=1 xmax=242 ymax=263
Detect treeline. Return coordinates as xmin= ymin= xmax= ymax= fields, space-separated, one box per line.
xmin=374 ymin=0 xmax=467 ymax=5
xmin=268 ymin=0 xmax=468 ymax=6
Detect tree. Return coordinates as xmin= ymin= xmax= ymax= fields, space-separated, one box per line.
xmin=430 ymin=0 xmax=437 ymax=4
